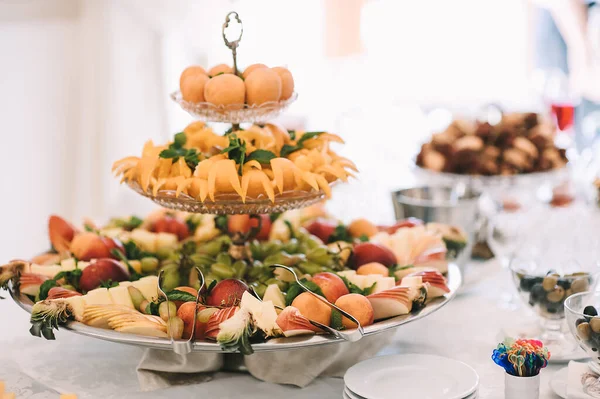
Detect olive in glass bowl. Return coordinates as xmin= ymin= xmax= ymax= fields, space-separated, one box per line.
xmin=565 ymin=292 xmax=600 ymax=374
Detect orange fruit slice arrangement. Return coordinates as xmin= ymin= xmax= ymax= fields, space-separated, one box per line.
xmin=112 ymin=121 xmax=357 ymax=203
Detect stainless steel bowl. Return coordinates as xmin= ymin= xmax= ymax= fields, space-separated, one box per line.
xmin=391 ymin=185 xmax=481 ymax=266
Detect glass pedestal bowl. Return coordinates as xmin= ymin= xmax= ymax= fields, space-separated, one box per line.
xmin=565 ymin=292 xmax=600 ymax=374
xmin=510 ymin=258 xmax=598 ymax=358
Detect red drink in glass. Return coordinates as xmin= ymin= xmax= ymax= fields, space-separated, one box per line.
xmin=550 ymin=102 xmax=575 ymax=131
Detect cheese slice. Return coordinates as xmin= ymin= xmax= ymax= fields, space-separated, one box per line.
xmin=108 ymin=285 xmax=134 ymax=308
xmin=83 ymin=288 xmax=113 ymax=305
xmin=337 ymin=270 xmax=356 ymax=279
xmin=63 ymin=295 xmax=86 ymax=321
xmin=155 ymin=232 xmax=178 ymax=250
xmin=399 ymin=276 xmax=423 ymax=289
xmin=374 ymin=277 xmax=396 ymax=293
xmin=132 ymin=276 xmax=159 ymax=301
xmin=60 ymin=258 xmax=77 ymax=272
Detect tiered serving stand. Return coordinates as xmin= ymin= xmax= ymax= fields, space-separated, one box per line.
xmin=9 ymin=12 xmax=462 ymax=354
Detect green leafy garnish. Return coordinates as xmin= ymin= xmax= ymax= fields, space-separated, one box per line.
xmin=246 ymin=149 xmax=277 ymax=164
xmin=215 ymin=215 xmax=228 ymax=232
xmin=185 ymin=215 xmax=201 ymax=234
xmin=327 ymin=225 xmax=353 ymax=244
xmin=280 ymin=131 xmax=325 ymax=157
xmin=283 ymin=220 xmax=296 ymax=239
xmin=38 ymin=280 xmax=58 ymax=301
xmin=330 ymin=309 xmax=345 ymax=330
xmin=339 ymin=275 xmax=375 ymax=296
xmin=388 ymin=264 xmax=411 ymax=278
xmin=167 ymin=289 xmax=197 ymax=303
xmin=145 ymin=301 xmax=160 ymax=316
xmin=288 ymin=130 xmax=296 ymax=140
xmin=159 ymin=132 xmax=201 ymax=170
xmin=285 ymin=279 xmax=324 ymax=306
xmin=269 ymin=213 xmax=281 ymax=223
xmin=99 ymin=280 xmax=119 ymax=289
xmin=221 ymin=134 xmax=247 ymax=175
xmin=121 ymin=241 xmax=153 ymax=261
xmin=359 ymin=234 xmax=369 ymax=242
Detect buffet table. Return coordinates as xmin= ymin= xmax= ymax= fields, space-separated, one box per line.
xmin=0 ymin=260 xmax=566 ymax=399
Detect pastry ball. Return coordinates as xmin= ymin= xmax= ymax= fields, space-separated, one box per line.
xmin=179 ymin=66 xmax=206 ymax=88
xmin=244 ymin=68 xmax=282 ymax=106
xmin=271 ymin=67 xmax=294 ymax=100
xmin=181 ymin=71 xmax=210 ymax=103
xmin=208 ymin=63 xmax=233 ymax=77
xmin=242 ymin=63 xmax=268 ymax=79
xmin=204 ymin=74 xmax=245 ymax=106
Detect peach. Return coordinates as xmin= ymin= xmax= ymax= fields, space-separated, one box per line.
xmin=271 ymin=67 xmax=294 ymax=100
xmin=204 ymin=74 xmax=245 ymax=107
xmin=48 ymin=215 xmax=78 ymax=253
xmin=335 ymin=293 xmax=374 ymax=328
xmin=311 ymin=272 xmax=349 ymax=303
xmin=350 ymin=242 xmax=396 ymax=269
xmin=227 ymin=214 xmax=271 ymax=240
xmin=208 ymin=63 xmax=233 ymax=77
xmin=244 ymin=68 xmax=282 ymax=106
xmin=357 ymin=262 xmax=389 ymax=277
xmin=242 ymin=63 xmax=268 ymax=79
xmin=206 ymin=279 xmax=249 ymax=307
xmin=180 ymin=65 xmax=206 ymax=87
xmin=177 ymin=302 xmax=209 ymax=339
xmin=181 ymin=71 xmax=210 ymax=103
xmin=70 ymin=232 xmax=124 ymax=261
xmin=79 ymin=259 xmax=129 ymax=292
xmin=347 ymin=218 xmax=378 ymax=238
xmin=291 ymin=292 xmax=332 ymax=326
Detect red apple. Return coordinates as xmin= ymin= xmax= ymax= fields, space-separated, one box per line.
xmin=254 ymin=215 xmax=272 ymax=241
xmin=378 ymin=218 xmax=423 ymax=234
xmin=152 ymin=216 xmax=190 ymax=241
xmin=367 ymin=286 xmax=412 ymax=320
xmin=70 ymin=232 xmax=124 ymax=261
xmin=48 ymin=215 xmax=78 ymax=253
xmin=350 ymin=242 xmax=397 ymax=269
xmin=79 ymin=258 xmax=130 ymax=292
xmin=206 ymin=279 xmax=249 ymax=307
xmin=404 ymin=270 xmax=450 ymax=298
xmin=305 ymin=219 xmax=337 ymax=243
xmin=311 ymin=272 xmax=349 ymax=303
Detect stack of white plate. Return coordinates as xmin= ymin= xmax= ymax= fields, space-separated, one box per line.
xmin=343 ymin=354 xmax=480 ymax=399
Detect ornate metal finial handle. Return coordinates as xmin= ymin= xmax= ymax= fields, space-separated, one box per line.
xmin=222 ymin=11 xmax=243 ymax=75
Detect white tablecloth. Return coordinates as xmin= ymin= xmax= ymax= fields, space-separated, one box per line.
xmin=0 ymin=261 xmax=565 ymax=399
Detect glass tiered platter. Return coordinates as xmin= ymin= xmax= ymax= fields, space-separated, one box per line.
xmin=7 ymin=263 xmax=461 ymax=352
xmin=126 ymin=180 xmax=326 ymax=215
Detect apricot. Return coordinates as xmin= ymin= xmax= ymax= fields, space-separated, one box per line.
xmin=347 ymin=218 xmax=378 ymax=238
xmin=291 ymin=292 xmax=332 ymax=326
xmin=244 ymin=68 xmax=282 ymax=106
xmin=180 ymin=65 xmax=206 ymax=88
xmin=335 ymin=293 xmax=374 ymax=328
xmin=311 ymin=272 xmax=349 ymax=303
xmin=242 ymin=63 xmax=268 ymax=79
xmin=204 ymin=74 xmax=245 ymax=107
xmin=208 ymin=63 xmax=233 ymax=77
xmin=271 ymin=67 xmax=294 ymax=100
xmin=178 ymin=302 xmax=207 ymax=339
xmin=357 ymin=262 xmax=389 ymax=277
xmin=181 ymin=71 xmax=210 ymax=103
xmin=70 ymin=232 xmax=124 ymax=261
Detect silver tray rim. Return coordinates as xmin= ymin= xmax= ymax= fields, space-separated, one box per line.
xmin=10 ymin=263 xmax=461 ymax=352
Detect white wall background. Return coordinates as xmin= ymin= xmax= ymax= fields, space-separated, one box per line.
xmin=0 ymin=0 xmax=536 ymax=260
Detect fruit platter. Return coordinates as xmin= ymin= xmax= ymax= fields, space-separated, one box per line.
xmin=1 ymin=206 xmax=462 ymax=354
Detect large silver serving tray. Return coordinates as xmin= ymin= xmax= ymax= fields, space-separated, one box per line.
xmin=9 ymin=264 xmax=461 ymax=352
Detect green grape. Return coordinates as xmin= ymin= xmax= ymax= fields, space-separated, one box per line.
xmin=189 ymin=254 xmax=215 ymax=267
xmin=161 ymin=269 xmax=180 ymax=292
xmin=232 ymin=260 xmax=247 ymax=279
xmin=249 ymin=240 xmax=265 ymax=261
xmin=263 ymin=253 xmax=287 ymax=267
xmin=250 ymin=281 xmax=267 ymax=297
xmin=280 ymin=238 xmax=300 ymax=254
xmin=216 ymin=252 xmax=232 ymax=267
xmin=298 ymin=261 xmax=323 ymax=276
xmin=167 ymin=253 xmax=181 ymax=263
xmin=141 ymin=257 xmax=160 ymax=273
xmin=160 ymin=259 xmax=178 ymax=270
xmin=211 ymin=263 xmax=235 ymax=279
xmin=197 ymin=240 xmax=224 ymax=257
xmin=306 ymin=247 xmax=332 ymax=266
xmin=156 ymin=247 xmax=173 ymax=260
xmin=265 ymin=278 xmax=288 ymax=292
xmin=204 ymin=273 xmax=220 ymax=288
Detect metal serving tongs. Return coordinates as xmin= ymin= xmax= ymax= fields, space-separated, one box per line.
xmin=269 ymin=265 xmax=365 ymax=342
xmin=157 ymin=267 xmax=205 ymax=355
